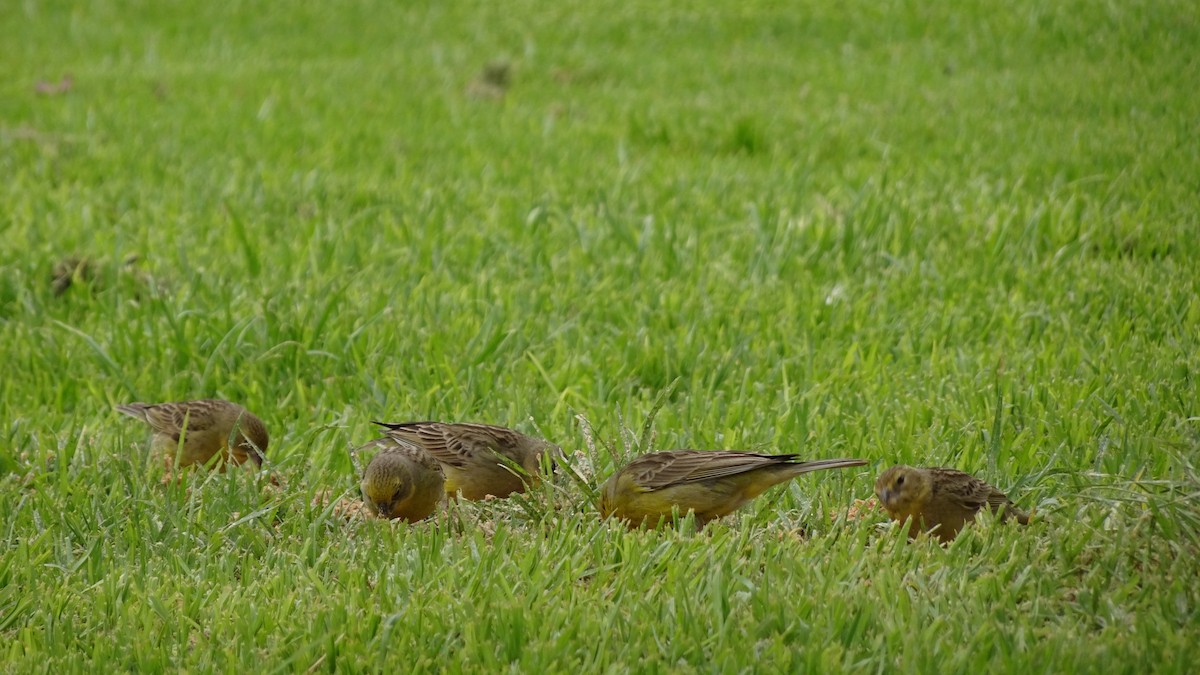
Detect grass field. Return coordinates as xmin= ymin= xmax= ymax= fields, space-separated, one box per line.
xmin=3 ymin=0 xmax=1199 ymax=671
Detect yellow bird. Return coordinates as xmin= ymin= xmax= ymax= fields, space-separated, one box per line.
xmin=358 ymin=437 xmax=445 ymax=522
xmin=373 ymin=421 xmax=559 ymax=500
xmin=874 ymin=465 xmax=1031 ymax=543
xmin=116 ymin=399 xmax=268 ymax=470
xmin=599 ymin=450 xmax=868 ymax=528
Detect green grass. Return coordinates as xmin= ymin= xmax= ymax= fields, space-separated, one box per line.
xmin=3 ymin=0 xmax=1199 ymax=671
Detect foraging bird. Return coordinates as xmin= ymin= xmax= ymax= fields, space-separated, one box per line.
xmin=599 ymin=450 xmax=868 ymax=528
xmin=51 ymin=253 xmax=145 ymax=298
xmin=874 ymin=465 xmax=1031 ymax=543
xmin=358 ymin=437 xmax=445 ymax=522
xmin=373 ymin=421 xmax=559 ymax=500
xmin=116 ymin=399 xmax=268 ymax=470
xmin=466 ymin=59 xmax=512 ymax=100
xmin=51 ymin=256 xmax=94 ymax=297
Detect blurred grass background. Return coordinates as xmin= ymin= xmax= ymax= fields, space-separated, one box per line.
xmin=1 ymin=0 xmax=1198 ymax=670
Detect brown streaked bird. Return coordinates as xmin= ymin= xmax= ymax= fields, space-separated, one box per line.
xmin=599 ymin=450 xmax=869 ymax=529
xmin=51 ymin=253 xmax=145 ymax=298
xmin=373 ymin=421 xmax=559 ymax=501
xmin=874 ymin=465 xmax=1031 ymax=543
xmin=51 ymin=256 xmax=94 ymax=297
xmin=116 ymin=399 xmax=268 ymax=470
xmin=358 ymin=437 xmax=445 ymax=522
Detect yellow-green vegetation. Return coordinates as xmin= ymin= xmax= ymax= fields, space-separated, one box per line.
xmin=2 ymin=0 xmax=1198 ymax=671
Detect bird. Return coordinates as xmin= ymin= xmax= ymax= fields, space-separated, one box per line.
xmin=358 ymin=437 xmax=445 ymax=522
xmin=372 ymin=421 xmax=559 ymax=500
xmin=466 ymin=59 xmax=512 ymax=100
xmin=874 ymin=465 xmax=1031 ymax=543
xmin=116 ymin=399 xmax=268 ymax=470
xmin=51 ymin=256 xmax=94 ymax=297
xmin=51 ymin=253 xmax=146 ymax=298
xmin=599 ymin=450 xmax=868 ymax=528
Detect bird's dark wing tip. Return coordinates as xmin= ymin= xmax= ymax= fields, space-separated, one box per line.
xmin=115 ymin=403 xmax=145 ymax=418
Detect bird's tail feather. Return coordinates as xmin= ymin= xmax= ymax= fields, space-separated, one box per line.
xmin=782 ymin=458 xmax=869 ymax=476
xmin=115 ymin=403 xmax=148 ymax=420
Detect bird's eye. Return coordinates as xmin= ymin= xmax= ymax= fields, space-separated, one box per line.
xmin=896 ymin=475 xmax=905 ymax=486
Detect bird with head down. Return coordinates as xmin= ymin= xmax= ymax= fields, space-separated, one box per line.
xmin=372 ymin=421 xmax=559 ymax=501
xmin=117 ymin=399 xmax=268 ymax=471
xmin=358 ymin=436 xmax=445 ymax=522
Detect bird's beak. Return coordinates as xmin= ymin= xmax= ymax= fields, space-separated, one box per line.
xmin=878 ymin=488 xmax=891 ymax=505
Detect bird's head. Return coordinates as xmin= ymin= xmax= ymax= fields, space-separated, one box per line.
xmin=538 ymin=442 xmax=564 ymax=476
xmin=361 ymin=456 xmax=414 ymax=519
xmin=874 ymin=465 xmax=931 ymax=513
xmin=597 ymin=470 xmax=632 ymax=520
xmin=234 ymin=413 xmax=270 ymax=465
xmin=362 ymin=473 xmax=412 ymax=520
